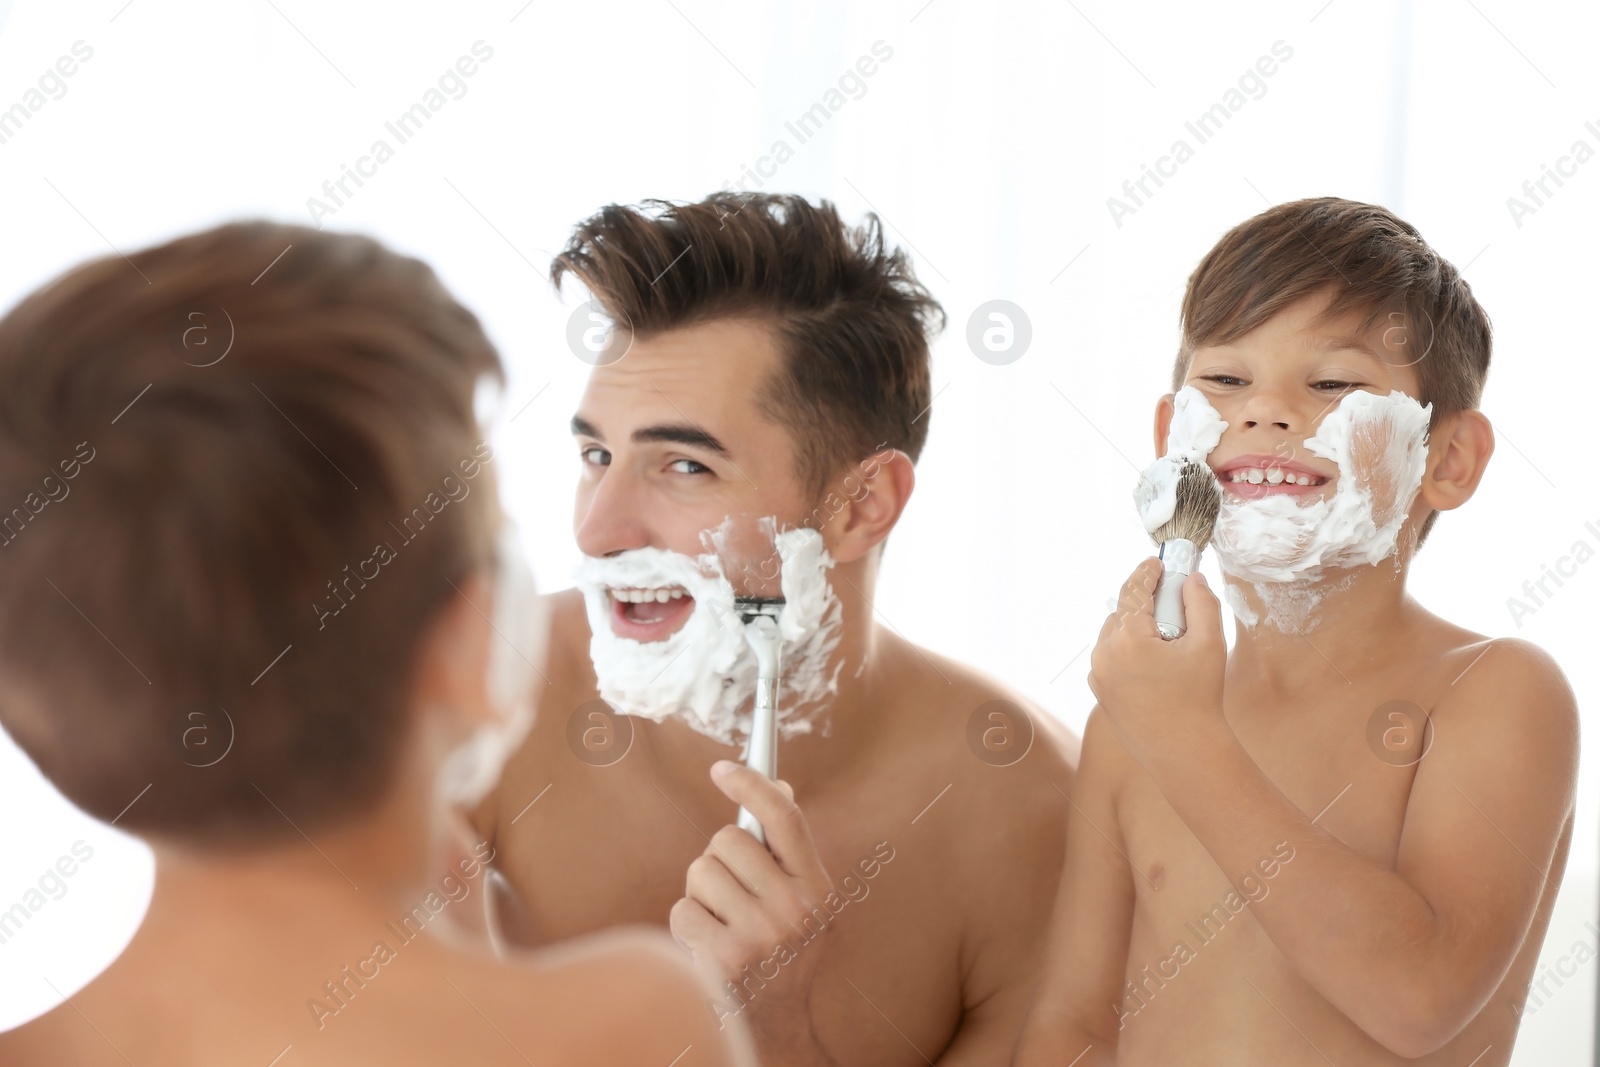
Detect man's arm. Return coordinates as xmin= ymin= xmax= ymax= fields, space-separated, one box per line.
xmin=1011 ymin=708 xmax=1134 ymax=1067
xmin=1093 ymin=566 xmax=1580 ymax=1057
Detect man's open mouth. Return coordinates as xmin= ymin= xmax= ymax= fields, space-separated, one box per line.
xmin=1215 ymin=457 xmax=1332 ymax=500
xmin=607 ymin=585 xmax=696 ymax=641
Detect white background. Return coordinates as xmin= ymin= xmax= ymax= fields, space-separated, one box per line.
xmin=0 ymin=0 xmax=1595 ymax=1060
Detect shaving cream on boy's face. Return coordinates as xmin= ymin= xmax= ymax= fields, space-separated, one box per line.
xmin=1141 ymin=385 xmax=1432 ymax=630
xmin=574 ymin=522 xmax=844 ymax=745
xmin=437 ymin=524 xmax=542 ymax=808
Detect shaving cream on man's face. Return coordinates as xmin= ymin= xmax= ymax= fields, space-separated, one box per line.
xmin=574 ymin=525 xmax=844 ymax=745
xmin=1145 ymin=386 xmax=1432 ymax=630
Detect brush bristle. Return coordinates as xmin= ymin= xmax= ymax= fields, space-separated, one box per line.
xmin=1151 ymin=461 xmax=1221 ymax=551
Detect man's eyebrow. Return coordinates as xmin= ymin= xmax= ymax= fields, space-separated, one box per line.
xmin=569 ymin=414 xmax=730 ymax=457
xmin=633 ymin=423 xmax=729 ymax=457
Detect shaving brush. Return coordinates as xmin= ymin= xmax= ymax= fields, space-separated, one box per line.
xmin=1149 ymin=461 xmax=1222 ymax=639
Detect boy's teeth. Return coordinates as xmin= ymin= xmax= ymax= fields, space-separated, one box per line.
xmin=1228 ymin=467 xmax=1319 ymax=486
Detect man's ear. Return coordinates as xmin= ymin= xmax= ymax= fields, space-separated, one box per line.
xmin=1153 ymin=394 xmax=1177 ymax=459
xmin=1419 ymin=409 xmax=1494 ymax=513
xmin=822 ymin=448 xmax=915 ymax=564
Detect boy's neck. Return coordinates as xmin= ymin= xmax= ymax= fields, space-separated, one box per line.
xmin=1225 ymin=560 xmax=1416 ymax=690
xmin=148 ymin=779 xmax=478 ymax=924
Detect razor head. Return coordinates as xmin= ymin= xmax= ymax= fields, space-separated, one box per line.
xmin=734 ymin=596 xmax=785 ymax=625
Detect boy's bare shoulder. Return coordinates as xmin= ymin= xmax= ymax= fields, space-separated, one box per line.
xmin=1431 ymin=634 xmax=1578 ymax=754
xmin=466 ymin=926 xmax=750 ymax=1065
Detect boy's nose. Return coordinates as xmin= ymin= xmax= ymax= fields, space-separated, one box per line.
xmin=1236 ymin=387 xmax=1298 ymax=433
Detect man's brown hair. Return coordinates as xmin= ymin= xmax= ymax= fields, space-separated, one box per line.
xmin=0 ymin=221 xmax=502 ymax=843
xmin=1175 ymin=197 xmax=1491 ymax=415
xmin=551 ymin=193 xmax=946 ymax=498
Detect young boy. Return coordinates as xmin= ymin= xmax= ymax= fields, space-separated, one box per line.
xmin=1015 ymin=198 xmax=1577 ymax=1065
xmin=0 ymin=222 xmax=752 ymax=1067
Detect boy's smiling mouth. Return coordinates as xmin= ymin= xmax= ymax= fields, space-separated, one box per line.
xmin=1213 ymin=454 xmax=1332 ymax=500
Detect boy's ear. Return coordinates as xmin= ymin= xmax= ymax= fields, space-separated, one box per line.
xmin=822 ymin=448 xmax=915 ymax=564
xmin=1419 ymin=410 xmax=1494 ymax=513
xmin=1153 ymin=394 xmax=1177 ymax=459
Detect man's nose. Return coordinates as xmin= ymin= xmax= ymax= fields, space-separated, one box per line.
xmin=575 ymin=467 xmax=652 ymax=558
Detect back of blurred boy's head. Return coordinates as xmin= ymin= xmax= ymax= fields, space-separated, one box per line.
xmin=1175 ymin=196 xmax=1492 ymax=538
xmin=0 ymin=222 xmax=503 ymax=845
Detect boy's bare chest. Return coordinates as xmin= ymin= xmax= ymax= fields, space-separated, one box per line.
xmin=1118 ymin=684 xmax=1429 ymax=940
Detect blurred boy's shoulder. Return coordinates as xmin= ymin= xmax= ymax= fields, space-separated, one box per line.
xmin=483 ymin=926 xmax=749 ymax=1065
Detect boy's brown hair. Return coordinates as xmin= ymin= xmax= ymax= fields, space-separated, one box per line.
xmin=0 ymin=222 xmax=502 ymax=843
xmin=551 ymin=193 xmax=946 ymax=499
xmin=1175 ymin=197 xmax=1491 ymax=415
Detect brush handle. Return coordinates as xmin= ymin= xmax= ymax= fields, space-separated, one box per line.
xmin=1154 ymin=539 xmax=1197 ymax=640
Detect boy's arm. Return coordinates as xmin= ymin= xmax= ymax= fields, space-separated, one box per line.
xmin=1013 ymin=708 xmax=1135 ymax=1067
xmin=1094 ymin=566 xmax=1580 ymax=1058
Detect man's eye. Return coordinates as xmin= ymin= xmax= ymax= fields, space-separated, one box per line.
xmin=580 ymin=446 xmax=610 ymax=466
xmin=668 ymin=458 xmax=710 ymax=475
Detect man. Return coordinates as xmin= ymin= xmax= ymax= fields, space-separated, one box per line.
xmin=475 ymin=194 xmax=1079 ymax=1065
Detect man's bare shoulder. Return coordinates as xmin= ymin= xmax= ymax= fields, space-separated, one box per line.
xmin=882 ymin=629 xmax=1081 ymax=776
xmin=872 ymin=630 xmax=1080 ymax=874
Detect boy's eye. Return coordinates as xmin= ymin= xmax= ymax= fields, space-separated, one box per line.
xmin=1312 ymin=380 xmax=1360 ymax=392
xmin=1199 ymin=374 xmax=1247 ymax=387
xmin=668 ymin=458 xmax=711 ymax=475
xmin=580 ymin=446 xmax=610 ymax=467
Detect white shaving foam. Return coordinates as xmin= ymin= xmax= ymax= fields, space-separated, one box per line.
xmin=574 ymin=524 xmax=844 ymax=745
xmin=1135 ymin=387 xmax=1229 ymax=535
xmin=1212 ymin=390 xmax=1431 ymax=582
xmin=437 ymin=523 xmax=542 ymax=807
xmin=1134 ymin=385 xmax=1432 ymax=632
